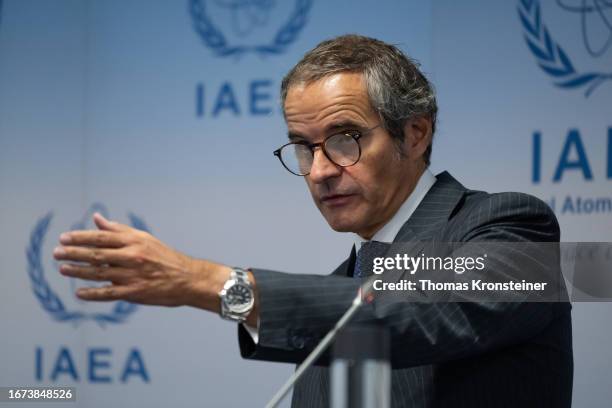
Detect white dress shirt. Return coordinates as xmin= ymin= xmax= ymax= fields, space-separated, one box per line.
xmin=244 ymin=169 xmax=437 ymax=343
xmin=353 ymin=168 xmax=436 ymax=249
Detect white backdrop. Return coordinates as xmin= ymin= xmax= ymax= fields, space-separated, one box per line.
xmin=0 ymin=0 xmax=610 ymax=406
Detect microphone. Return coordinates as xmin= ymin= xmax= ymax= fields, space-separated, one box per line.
xmin=264 ymin=276 xmax=377 ymax=408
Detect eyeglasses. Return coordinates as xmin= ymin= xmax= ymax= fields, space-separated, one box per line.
xmin=273 ymin=125 xmax=380 ymax=176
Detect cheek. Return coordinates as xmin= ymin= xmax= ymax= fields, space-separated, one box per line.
xmin=357 ymin=164 xmax=406 ymax=215
xmin=350 ymin=158 xmax=396 ymax=200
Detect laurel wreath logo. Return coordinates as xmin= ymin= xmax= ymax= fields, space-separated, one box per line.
xmin=518 ymin=0 xmax=612 ymax=97
xmin=189 ymin=0 xmax=312 ymax=58
xmin=26 ymin=210 xmax=150 ymax=327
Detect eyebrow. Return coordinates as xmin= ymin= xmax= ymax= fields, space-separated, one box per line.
xmin=287 ymin=132 xmax=306 ymax=142
xmin=325 ymin=120 xmax=366 ymax=132
xmin=287 ymin=120 xmax=367 ymax=141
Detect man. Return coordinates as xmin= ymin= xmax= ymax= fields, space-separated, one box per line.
xmin=53 ymin=35 xmax=573 ymax=407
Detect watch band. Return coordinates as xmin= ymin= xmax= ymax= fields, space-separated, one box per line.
xmin=219 ymin=267 xmax=254 ymax=322
xmin=232 ymin=267 xmax=249 ymax=283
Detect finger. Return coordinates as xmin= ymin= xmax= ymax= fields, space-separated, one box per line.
xmin=93 ymin=212 xmax=129 ymax=232
xmin=59 ymin=230 xmax=126 ymax=248
xmin=76 ymin=284 xmax=135 ymax=302
xmin=53 ymin=245 xmax=132 ymax=265
xmin=60 ymin=263 xmax=134 ymax=283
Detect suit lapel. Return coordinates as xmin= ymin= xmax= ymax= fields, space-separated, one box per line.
xmin=332 ymin=244 xmax=356 ymax=276
xmin=370 ymin=171 xmax=467 ymax=280
xmin=394 ymin=171 xmax=466 ymax=243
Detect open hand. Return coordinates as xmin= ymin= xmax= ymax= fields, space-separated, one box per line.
xmin=53 ymin=213 xmax=214 ymax=307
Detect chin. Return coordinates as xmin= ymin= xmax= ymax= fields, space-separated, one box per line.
xmin=318 ymin=203 xmax=367 ymax=233
xmin=324 ymin=216 xmax=361 ymax=234
xmin=328 ymin=224 xmax=354 ymax=233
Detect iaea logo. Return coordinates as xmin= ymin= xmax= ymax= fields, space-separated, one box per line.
xmin=189 ymin=0 xmax=312 ymax=57
xmin=518 ymin=0 xmax=612 ymax=96
xmin=26 ymin=204 xmax=151 ymax=327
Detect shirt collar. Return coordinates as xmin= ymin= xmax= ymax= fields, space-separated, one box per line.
xmin=352 ymin=168 xmax=436 ymax=250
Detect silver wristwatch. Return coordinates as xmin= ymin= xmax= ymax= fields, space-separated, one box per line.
xmin=218 ymin=267 xmax=254 ymax=322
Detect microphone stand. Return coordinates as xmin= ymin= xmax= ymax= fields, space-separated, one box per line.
xmin=265 ymin=278 xmax=375 ymax=408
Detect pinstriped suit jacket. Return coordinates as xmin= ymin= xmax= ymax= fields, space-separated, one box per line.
xmin=239 ymin=171 xmax=573 ymax=407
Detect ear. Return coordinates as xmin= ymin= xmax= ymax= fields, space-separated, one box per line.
xmin=402 ymin=116 xmax=432 ymax=162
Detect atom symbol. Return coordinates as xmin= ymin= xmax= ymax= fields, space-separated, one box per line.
xmin=557 ymin=0 xmax=612 ymax=57
xmin=214 ymin=0 xmax=276 ymax=37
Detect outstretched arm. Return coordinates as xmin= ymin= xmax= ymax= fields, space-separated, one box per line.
xmin=53 ymin=212 xmax=260 ymax=327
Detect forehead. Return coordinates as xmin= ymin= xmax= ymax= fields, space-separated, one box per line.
xmin=284 ymin=73 xmax=377 ymax=136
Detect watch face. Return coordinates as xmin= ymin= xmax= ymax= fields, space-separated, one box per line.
xmin=225 ymin=283 xmax=254 ymax=313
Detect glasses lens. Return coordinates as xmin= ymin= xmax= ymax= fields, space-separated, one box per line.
xmin=281 ymin=143 xmax=313 ymax=175
xmin=325 ymin=133 xmax=360 ymax=166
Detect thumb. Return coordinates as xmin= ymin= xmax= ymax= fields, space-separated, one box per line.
xmin=93 ymin=212 xmax=124 ymax=232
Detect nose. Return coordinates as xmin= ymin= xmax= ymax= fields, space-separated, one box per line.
xmin=308 ymin=148 xmax=342 ymax=183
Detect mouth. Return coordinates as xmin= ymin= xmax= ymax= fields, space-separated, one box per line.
xmin=320 ymin=193 xmax=357 ymax=207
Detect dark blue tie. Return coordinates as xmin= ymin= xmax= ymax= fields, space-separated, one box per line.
xmin=354 ymin=241 xmax=389 ymax=278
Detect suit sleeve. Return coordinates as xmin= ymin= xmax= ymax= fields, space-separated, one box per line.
xmin=239 ymin=192 xmax=568 ymax=368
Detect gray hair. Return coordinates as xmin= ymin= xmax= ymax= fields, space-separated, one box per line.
xmin=281 ymin=34 xmax=438 ymax=165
